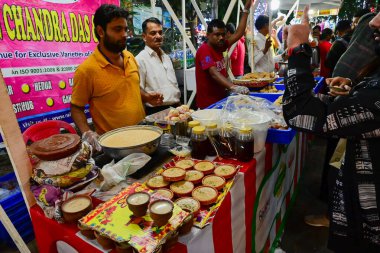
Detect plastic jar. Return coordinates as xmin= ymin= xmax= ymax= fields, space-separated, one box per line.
xmin=190 ymin=126 xmax=208 ymax=160
xmin=236 ymin=127 xmax=254 ymax=162
xmin=218 ymin=123 xmax=236 ymax=159
xmin=206 ymin=123 xmax=218 ymax=156
xmin=187 ymin=120 xmax=200 ymax=137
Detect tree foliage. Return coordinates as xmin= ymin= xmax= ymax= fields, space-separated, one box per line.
xmin=338 ymin=0 xmax=371 ymax=20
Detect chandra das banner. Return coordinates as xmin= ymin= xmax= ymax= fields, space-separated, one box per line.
xmin=0 ymin=0 xmax=119 ymax=134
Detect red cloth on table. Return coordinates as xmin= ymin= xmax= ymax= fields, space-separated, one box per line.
xmin=30 ymin=158 xmax=257 ymax=253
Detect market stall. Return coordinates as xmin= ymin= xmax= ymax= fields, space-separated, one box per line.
xmin=29 ymin=132 xmax=307 ymax=253
xmin=0 ymin=0 xmax=318 ymax=252
xmin=27 ymin=74 xmax=318 ymax=253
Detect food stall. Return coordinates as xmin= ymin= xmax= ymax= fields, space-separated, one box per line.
xmin=25 ymin=73 xmax=317 ymax=253
xmin=0 ymin=1 xmax=319 ymax=252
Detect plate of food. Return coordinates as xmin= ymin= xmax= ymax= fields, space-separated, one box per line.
xmin=232 ymin=72 xmax=276 ymax=88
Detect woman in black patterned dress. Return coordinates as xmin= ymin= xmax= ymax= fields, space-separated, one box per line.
xmin=283 ymin=7 xmax=380 ymax=253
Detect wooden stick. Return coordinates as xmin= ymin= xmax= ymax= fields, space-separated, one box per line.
xmin=0 ymin=205 xmax=31 ymax=253
xmin=0 ymin=71 xmax=35 ymax=210
xmin=268 ymin=0 xmax=272 ymax=73
xmin=250 ymin=5 xmax=254 ymax=73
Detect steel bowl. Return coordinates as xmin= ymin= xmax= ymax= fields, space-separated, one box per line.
xmin=99 ymin=125 xmax=163 ymax=160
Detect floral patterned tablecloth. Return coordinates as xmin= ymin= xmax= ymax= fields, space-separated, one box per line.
xmin=80 ymin=183 xmax=188 ymax=253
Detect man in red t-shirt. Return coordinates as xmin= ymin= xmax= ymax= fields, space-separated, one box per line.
xmin=318 ymin=28 xmax=333 ymax=79
xmin=195 ymin=0 xmax=252 ymax=109
xmin=226 ymin=23 xmax=246 ymax=77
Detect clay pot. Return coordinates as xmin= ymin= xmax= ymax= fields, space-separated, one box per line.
xmin=149 ymin=199 xmax=174 ymax=227
xmin=77 ymin=224 xmax=95 ymax=239
xmin=94 ymin=231 xmax=114 ymax=250
xmin=127 ymin=192 xmax=150 ymax=217
xmin=178 ymin=209 xmax=194 ymax=235
xmin=114 ymin=241 xmax=134 ymax=253
xmin=163 ymin=231 xmax=179 ymax=252
xmin=61 ymin=195 xmax=93 ymax=223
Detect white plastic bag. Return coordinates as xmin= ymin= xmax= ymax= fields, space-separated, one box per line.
xmin=100 ymin=153 xmax=151 ymax=191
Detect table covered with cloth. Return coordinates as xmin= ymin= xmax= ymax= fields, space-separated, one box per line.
xmin=30 ymin=133 xmax=307 ymax=253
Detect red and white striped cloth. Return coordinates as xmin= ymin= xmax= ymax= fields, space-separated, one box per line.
xmin=169 ymin=133 xmax=307 ymax=253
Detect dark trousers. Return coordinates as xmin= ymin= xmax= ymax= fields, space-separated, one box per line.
xmin=320 ymin=137 xmax=340 ymax=203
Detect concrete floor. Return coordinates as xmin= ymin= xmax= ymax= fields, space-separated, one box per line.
xmin=281 ymin=136 xmax=333 ymax=253
xmin=0 ymin=137 xmax=332 ymax=253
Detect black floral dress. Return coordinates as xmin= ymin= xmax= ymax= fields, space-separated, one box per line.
xmin=283 ymin=52 xmax=380 ymax=253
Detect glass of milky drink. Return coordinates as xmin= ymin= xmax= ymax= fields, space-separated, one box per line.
xmin=127 ymin=192 xmax=151 ymax=217
xmin=149 ymin=199 xmax=174 ymax=227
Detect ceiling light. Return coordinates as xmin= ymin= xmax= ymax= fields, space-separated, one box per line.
xmin=322 ymin=1 xmax=341 ymax=7
xmin=271 ymin=0 xmax=280 ymax=10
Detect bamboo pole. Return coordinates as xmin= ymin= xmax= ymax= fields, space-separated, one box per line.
xmin=182 ymin=0 xmax=187 ymax=104
xmin=250 ymin=4 xmax=254 ymax=73
xmin=223 ymin=0 xmax=238 ymax=24
xmin=190 ymin=0 xmax=207 ymax=29
xmin=0 ymin=205 xmax=31 ymax=253
xmin=268 ymin=0 xmax=272 ymax=73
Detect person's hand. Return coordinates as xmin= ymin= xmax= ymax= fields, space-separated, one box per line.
xmin=230 ymin=85 xmax=250 ymax=95
xmin=244 ymin=0 xmax=253 ymax=10
xmin=264 ymin=37 xmax=272 ymax=54
xmin=326 ymin=77 xmax=352 ymax=97
xmin=283 ymin=5 xmax=310 ymax=49
xmin=146 ymin=92 xmax=164 ymax=106
xmin=82 ymin=130 xmax=102 ymax=154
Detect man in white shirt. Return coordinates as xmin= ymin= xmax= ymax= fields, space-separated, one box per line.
xmin=250 ymin=15 xmax=283 ymax=73
xmin=136 ymin=17 xmax=181 ymax=115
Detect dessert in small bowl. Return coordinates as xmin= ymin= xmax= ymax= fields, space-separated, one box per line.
xmin=126 ymin=192 xmax=150 ymax=217
xmin=155 ymin=188 xmax=174 ymax=200
xmin=94 ymin=231 xmax=114 ymax=250
xmin=178 ymin=208 xmax=194 ymax=235
xmin=184 ymin=170 xmax=204 ymax=184
xmin=214 ymin=165 xmax=237 ymax=179
xmin=163 ymin=230 xmax=179 ymax=252
xmin=61 ymin=195 xmax=93 ymax=223
xmin=77 ymin=223 xmax=95 ymax=239
xmin=149 ymin=199 xmax=174 ymax=227
xmin=162 ymin=167 xmax=186 ymax=182
xmin=192 ymin=186 xmax=219 ymax=206
xmin=174 ymin=197 xmax=201 ymax=215
xmin=194 ymin=161 xmax=215 ymax=175
xmin=175 ymin=159 xmax=195 ymax=170
xmin=202 ymin=175 xmax=226 ymax=191
xmin=170 ymin=180 xmax=194 ymax=197
xmin=147 ymin=175 xmax=170 ymax=189
xmin=114 ymin=241 xmax=133 ymax=253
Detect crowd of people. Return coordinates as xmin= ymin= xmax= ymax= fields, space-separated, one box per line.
xmin=68 ymin=2 xmax=380 ymax=252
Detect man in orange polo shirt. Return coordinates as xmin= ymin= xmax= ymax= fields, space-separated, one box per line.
xmin=71 ymin=4 xmax=163 ymax=150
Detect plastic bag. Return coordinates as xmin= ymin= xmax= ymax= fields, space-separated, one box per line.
xmin=100 ymin=153 xmax=151 ymax=191
xmin=215 ymin=95 xmax=274 ymax=154
xmin=220 ymin=95 xmax=275 ymax=126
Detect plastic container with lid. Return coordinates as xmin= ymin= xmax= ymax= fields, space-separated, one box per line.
xmin=217 ymin=123 xmax=236 ymax=159
xmin=205 ymin=123 xmax=218 ymax=156
xmin=236 ymin=127 xmax=254 ymax=162
xmin=187 ymin=120 xmax=200 ymax=137
xmin=190 ymin=126 xmax=208 ymax=160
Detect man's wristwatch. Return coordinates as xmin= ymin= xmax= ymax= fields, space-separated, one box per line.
xmin=242 ymin=8 xmax=250 ymax=14
xmin=287 ymin=43 xmax=312 ymax=57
